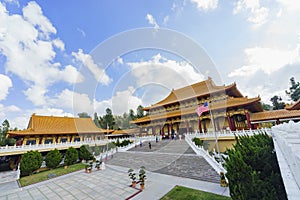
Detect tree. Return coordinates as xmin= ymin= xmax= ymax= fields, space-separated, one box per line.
xmin=261 ymin=103 xmax=271 ymax=111
xmin=20 ymin=150 xmax=43 ymax=176
xmin=0 ymin=119 xmax=10 ymax=146
xmin=129 ymin=109 xmax=135 ymax=121
xmin=102 ymin=108 xmax=115 ymax=129
xmin=6 ymin=138 xmax=16 ymax=146
xmin=45 ymin=149 xmax=62 ymax=169
xmin=79 ymin=145 xmax=94 ymax=161
xmin=286 ymin=77 xmax=300 ymax=102
xmin=78 ymin=112 xmax=91 ymax=118
xmin=136 ymin=105 xmax=144 ymax=119
xmin=64 ymin=147 xmax=78 ymax=166
xmin=225 ymin=133 xmax=287 ymax=200
xmin=93 ymin=112 xmax=101 ymax=128
xmin=270 ymin=95 xmax=285 ymax=110
xmin=94 ymin=146 xmax=100 ymax=157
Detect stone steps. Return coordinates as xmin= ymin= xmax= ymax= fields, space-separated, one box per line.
xmin=0 ymin=170 xmax=18 ymax=184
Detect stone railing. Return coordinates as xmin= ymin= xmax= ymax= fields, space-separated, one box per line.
xmin=0 ymin=140 xmax=107 ymax=156
xmin=185 ymin=128 xmax=271 ymax=139
xmin=184 ymin=128 xmax=271 ymax=175
xmin=185 ymin=133 xmax=226 ymax=174
xmin=271 ymin=121 xmax=300 ymax=199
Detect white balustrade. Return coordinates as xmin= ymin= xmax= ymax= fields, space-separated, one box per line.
xmin=271 ymin=121 xmax=300 ymax=199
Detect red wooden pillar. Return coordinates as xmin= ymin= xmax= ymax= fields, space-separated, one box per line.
xmin=161 ymin=124 xmax=165 ymax=136
xmin=198 ymin=118 xmax=202 ymax=133
xmin=203 ymin=120 xmax=207 ymax=133
xmin=227 ymin=113 xmax=234 ymax=131
xmin=186 ymin=120 xmax=190 ymax=133
xmin=276 ymin=119 xmax=280 ymax=125
xmin=152 ymin=126 xmax=155 ymax=135
xmin=245 ymin=112 xmax=253 ymax=129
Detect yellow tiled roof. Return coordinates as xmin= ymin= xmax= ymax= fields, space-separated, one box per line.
xmin=144 ymin=78 xmax=243 ymax=110
xmin=133 ymin=97 xmax=261 ymax=124
xmin=8 ymin=114 xmax=110 ymax=136
xmin=250 ymin=109 xmax=300 ymax=122
xmin=111 ymin=128 xmax=139 ymax=135
xmin=286 ymin=99 xmax=300 ymax=110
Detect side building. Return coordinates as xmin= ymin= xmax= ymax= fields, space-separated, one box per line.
xmin=7 ymin=114 xmax=110 ymax=145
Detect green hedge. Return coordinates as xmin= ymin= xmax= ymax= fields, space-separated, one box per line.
xmin=225 ymin=133 xmax=287 ymax=200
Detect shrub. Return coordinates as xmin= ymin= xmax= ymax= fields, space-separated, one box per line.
xmin=225 ymin=133 xmax=287 ymax=200
xmin=64 ymin=147 xmax=78 ymax=166
xmin=79 ymin=145 xmax=94 ymax=161
xmin=20 ymin=150 xmax=43 ymax=176
xmin=94 ymin=146 xmax=100 ymax=156
xmin=45 ymin=149 xmax=62 ymax=169
xmin=192 ymin=137 xmax=203 ymax=146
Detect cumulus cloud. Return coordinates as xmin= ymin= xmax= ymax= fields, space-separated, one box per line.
xmin=72 ymin=49 xmax=112 ymax=85
xmin=126 ymin=54 xmax=205 ymax=106
xmin=233 ymin=0 xmax=269 ymax=27
xmin=190 ymin=0 xmax=218 ymax=11
xmin=0 ymin=74 xmax=12 ymax=100
xmin=0 ymin=2 xmax=83 ymax=106
xmin=229 ymin=46 xmax=300 ymax=77
xmin=146 ymin=14 xmax=159 ymax=29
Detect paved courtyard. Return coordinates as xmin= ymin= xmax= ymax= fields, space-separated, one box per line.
xmin=109 ymin=140 xmax=219 ymax=183
xmin=0 ymin=139 xmax=228 ymax=199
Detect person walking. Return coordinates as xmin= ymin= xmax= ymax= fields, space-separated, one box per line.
xmin=149 ymin=142 xmax=152 ymax=149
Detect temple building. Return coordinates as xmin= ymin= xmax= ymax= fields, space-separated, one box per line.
xmin=131 ymin=78 xmax=300 ymax=137
xmin=7 ymin=114 xmax=110 ymax=145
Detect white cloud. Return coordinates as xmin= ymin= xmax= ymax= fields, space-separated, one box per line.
xmin=146 ymin=14 xmax=159 ymax=29
xmin=190 ymin=0 xmax=218 ymax=11
xmin=233 ymin=0 xmax=269 ymax=27
xmin=3 ymin=0 xmax=19 ymax=7
xmin=0 ymin=103 xmax=20 ymax=125
xmin=23 ymin=85 xmax=48 ymax=106
xmin=60 ymin=65 xmax=84 ymax=84
xmin=0 ymin=2 xmax=83 ymax=106
xmin=110 ymin=86 xmax=143 ymax=115
xmin=53 ymin=38 xmax=65 ymax=51
xmin=76 ymin=27 xmax=86 ymax=37
xmin=72 ymin=49 xmax=112 ymax=85
xmin=127 ymin=54 xmax=205 ymax=106
xmin=117 ymin=56 xmax=123 ymax=65
xmin=163 ymin=15 xmax=169 ymax=25
xmin=0 ymin=74 xmax=12 ymax=100
xmin=229 ymin=46 xmax=300 ymax=77
xmin=128 ymin=54 xmax=204 ymax=87
xmin=22 ymin=1 xmax=56 ymax=39
xmin=55 ymin=89 xmax=94 ymax=114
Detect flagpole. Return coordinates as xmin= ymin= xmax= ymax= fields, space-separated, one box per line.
xmin=208 ymin=102 xmax=222 ymax=164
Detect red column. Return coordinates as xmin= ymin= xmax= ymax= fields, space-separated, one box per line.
xmin=276 ymin=119 xmax=280 ymax=125
xmin=161 ymin=124 xmax=165 ymax=136
xmin=227 ymin=113 xmax=234 ymax=131
xmin=245 ymin=112 xmax=252 ymax=129
xmin=152 ymin=126 xmax=155 ymax=135
xmin=203 ymin=120 xmax=207 ymax=133
xmin=186 ymin=120 xmax=190 ymax=133
xmin=198 ymin=118 xmax=202 ymax=133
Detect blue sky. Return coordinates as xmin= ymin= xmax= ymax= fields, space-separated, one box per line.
xmin=0 ymin=0 xmax=300 ymax=129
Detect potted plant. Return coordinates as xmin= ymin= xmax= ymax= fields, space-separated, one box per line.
xmin=128 ymin=168 xmax=137 ymax=188
xmin=88 ymin=161 xmax=93 ymax=173
xmin=139 ymin=166 xmax=146 ymax=190
xmin=85 ymin=162 xmax=89 ymax=173
xmin=220 ymin=172 xmax=228 ymax=187
xmin=95 ymin=160 xmax=101 ymax=170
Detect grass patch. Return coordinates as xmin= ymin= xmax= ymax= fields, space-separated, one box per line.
xmin=19 ymin=163 xmax=85 ymax=187
xmin=160 ymin=185 xmax=231 ymax=200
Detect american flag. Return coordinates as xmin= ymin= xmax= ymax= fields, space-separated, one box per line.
xmin=195 ymin=102 xmax=209 ymax=116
